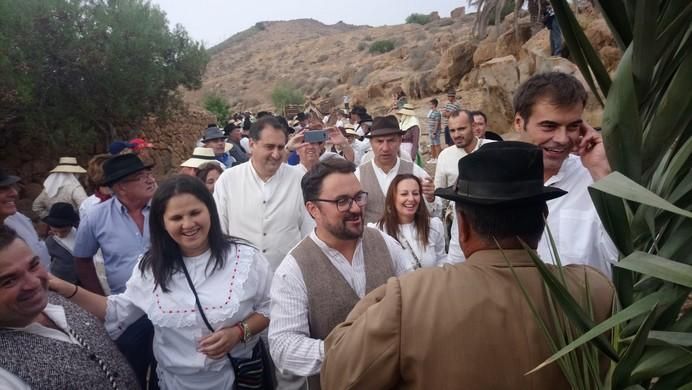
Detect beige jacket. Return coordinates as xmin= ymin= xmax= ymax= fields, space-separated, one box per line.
xmin=322 ymin=249 xmax=614 ymax=390
xmin=32 ymin=183 xmax=87 ymax=219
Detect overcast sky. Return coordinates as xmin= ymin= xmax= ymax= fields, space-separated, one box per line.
xmin=151 ymin=0 xmax=466 ymax=48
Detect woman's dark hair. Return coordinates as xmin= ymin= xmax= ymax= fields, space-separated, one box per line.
xmin=139 ymin=175 xmax=229 ymax=292
xmin=376 ymin=174 xmax=431 ymax=249
xmin=196 ymin=162 xmax=224 ymax=185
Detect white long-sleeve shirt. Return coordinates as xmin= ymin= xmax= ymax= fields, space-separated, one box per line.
xmin=268 ymin=230 xmax=412 ymax=377
xmin=368 ymin=217 xmax=447 ymax=269
xmin=213 ymin=161 xmax=315 ymax=271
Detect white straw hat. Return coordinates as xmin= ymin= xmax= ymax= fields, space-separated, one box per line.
xmin=180 ymin=147 xmax=221 ymax=169
xmin=50 ymin=157 xmax=86 ymax=174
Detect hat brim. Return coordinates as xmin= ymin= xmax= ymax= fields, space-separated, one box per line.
xmin=0 ymin=175 xmax=20 ymax=187
xmin=202 ymin=136 xmax=226 ymax=142
xmin=42 ymin=216 xmax=76 ymax=227
xmin=50 ymin=166 xmax=87 ymax=174
xmin=364 ymin=128 xmax=404 ymax=138
xmin=398 ymin=109 xmax=417 ymax=116
xmin=434 ymin=184 xmax=567 ymax=205
xmin=181 ymin=158 xmax=221 ymax=169
xmin=103 ymin=163 xmax=155 ymax=186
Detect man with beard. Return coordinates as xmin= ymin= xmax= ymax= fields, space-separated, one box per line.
xmin=0 ymin=226 xmax=139 ymax=389
xmin=269 ymin=158 xmax=412 ymax=390
xmin=513 ymin=71 xmax=617 ymax=276
xmin=435 ymin=110 xmax=495 ymax=263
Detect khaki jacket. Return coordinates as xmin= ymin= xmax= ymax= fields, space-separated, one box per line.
xmin=322 ymin=249 xmax=614 ymax=390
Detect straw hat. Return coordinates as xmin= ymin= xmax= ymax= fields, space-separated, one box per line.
xmin=50 ymin=157 xmax=86 ymax=174
xmin=342 ymin=124 xmax=358 ymax=136
xmin=180 ymin=147 xmax=221 ymax=169
xmin=397 ymin=103 xmax=417 ymax=117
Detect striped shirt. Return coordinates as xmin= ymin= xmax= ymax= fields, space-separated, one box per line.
xmin=442 ymin=100 xmax=461 ymax=128
xmin=427 ymin=109 xmax=441 ymax=134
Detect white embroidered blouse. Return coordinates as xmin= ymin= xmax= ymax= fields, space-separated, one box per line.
xmin=104 ymin=244 xmax=272 ymax=390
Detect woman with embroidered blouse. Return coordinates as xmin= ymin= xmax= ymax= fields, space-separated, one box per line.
xmin=49 ymin=175 xmax=272 ymax=389
xmin=368 ymin=174 xmax=446 ymax=269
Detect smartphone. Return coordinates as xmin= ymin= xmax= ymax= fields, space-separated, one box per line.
xmin=304 ymin=130 xmax=328 ymax=143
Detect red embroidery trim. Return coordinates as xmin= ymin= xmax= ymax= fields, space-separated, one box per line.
xmin=155 ymin=246 xmax=242 ymax=315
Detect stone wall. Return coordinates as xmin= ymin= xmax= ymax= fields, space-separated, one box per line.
xmin=0 ymin=108 xmax=214 ymax=221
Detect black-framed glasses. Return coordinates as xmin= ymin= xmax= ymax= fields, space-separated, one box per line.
xmin=311 ymin=191 xmax=368 ymax=212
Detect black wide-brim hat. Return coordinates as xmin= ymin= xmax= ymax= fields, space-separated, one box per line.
xmin=0 ymin=169 xmax=20 ymax=187
xmin=364 ymin=115 xmax=404 ymax=138
xmin=434 ymin=141 xmax=567 ymax=205
xmin=102 ymin=153 xmax=154 ymax=186
xmin=42 ymin=202 xmax=79 ymax=227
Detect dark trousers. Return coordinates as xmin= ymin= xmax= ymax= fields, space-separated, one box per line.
xmin=444 ymin=126 xmax=453 ymax=146
xmin=115 ymin=315 xmax=158 ymax=389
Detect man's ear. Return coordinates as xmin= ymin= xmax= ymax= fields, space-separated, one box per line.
xmin=305 ymin=202 xmax=319 ymax=221
xmin=513 ymin=113 xmax=525 ymax=133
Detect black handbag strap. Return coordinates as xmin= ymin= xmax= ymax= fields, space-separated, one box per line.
xmin=179 ymin=259 xmax=233 ymax=364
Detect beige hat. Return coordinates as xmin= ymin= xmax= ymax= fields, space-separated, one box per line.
xmin=343 ymin=124 xmax=358 ymax=136
xmin=397 ymin=103 xmax=417 ymax=117
xmin=50 ymin=157 xmax=86 ymax=174
xmin=180 ymin=147 xmax=221 ymax=169
xmin=224 ymin=142 xmax=234 ymax=153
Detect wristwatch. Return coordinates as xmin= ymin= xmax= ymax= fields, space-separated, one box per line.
xmin=240 ymin=320 xmax=252 ymax=343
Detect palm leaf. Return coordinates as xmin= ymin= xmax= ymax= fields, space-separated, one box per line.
xmin=614 ymin=252 xmax=692 ymax=288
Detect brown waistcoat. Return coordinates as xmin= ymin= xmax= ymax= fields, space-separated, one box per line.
xmin=359 ymin=159 xmax=414 ymax=224
xmin=293 ymin=228 xmax=395 ymax=390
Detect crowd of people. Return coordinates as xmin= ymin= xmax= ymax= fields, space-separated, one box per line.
xmin=0 ymin=71 xmax=618 ymax=389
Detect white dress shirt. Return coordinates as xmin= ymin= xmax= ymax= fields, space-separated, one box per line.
xmin=537 ymin=154 xmax=618 ymax=276
xmin=433 ymin=139 xmax=495 ymax=264
xmin=268 ymin=230 xmax=412 ymax=377
xmin=105 ymin=246 xmax=272 ymax=389
xmin=213 ymin=162 xmax=315 ymax=271
xmin=368 ymin=217 xmax=446 ymax=269
xmin=0 ymin=304 xmax=79 ymax=389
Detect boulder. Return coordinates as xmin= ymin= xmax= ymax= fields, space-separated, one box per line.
xmin=429 ymin=11 xmax=440 ymax=21
xmin=451 ymin=6 xmax=466 ymax=19
xmin=495 ymin=23 xmax=533 ymax=58
xmin=473 ymin=37 xmax=497 ymax=66
xmin=478 ymin=55 xmax=521 ymax=96
xmin=434 ymin=40 xmax=478 ymax=91
xmin=500 ymin=10 xmax=530 ymax=33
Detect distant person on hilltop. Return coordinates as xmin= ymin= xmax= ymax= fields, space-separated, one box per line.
xmin=543 ymin=3 xmax=563 ymax=56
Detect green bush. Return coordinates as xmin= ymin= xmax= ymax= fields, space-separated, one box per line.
xmin=357 ymin=42 xmax=368 ymax=51
xmin=405 ymin=13 xmax=432 ymax=25
xmin=368 ymin=40 xmax=395 ymax=54
xmin=271 ymin=82 xmax=304 ymax=114
xmin=203 ymin=94 xmax=230 ymax=124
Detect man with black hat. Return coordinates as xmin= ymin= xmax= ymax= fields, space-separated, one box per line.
xmin=355 ymin=115 xmax=435 ymax=224
xmin=0 ymin=169 xmax=51 ymax=266
xmin=201 ymin=125 xmax=236 ymax=168
xmin=43 ymin=202 xmax=80 ymax=284
xmin=73 ymin=153 xmax=155 ymax=295
xmin=321 ymin=142 xmax=615 ymax=389
xmin=72 ymin=153 xmax=157 ymax=386
xmin=224 ymin=122 xmax=249 ymax=164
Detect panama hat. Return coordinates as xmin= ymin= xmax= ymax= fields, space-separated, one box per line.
xmin=50 ymin=157 xmax=86 ymax=174
xmin=397 ymin=103 xmax=417 ymax=117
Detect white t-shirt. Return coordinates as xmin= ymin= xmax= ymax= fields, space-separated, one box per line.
xmin=368 ymin=218 xmax=446 ymax=268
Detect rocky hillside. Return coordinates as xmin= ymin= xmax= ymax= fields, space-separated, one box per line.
xmin=187 ymin=5 xmax=620 ymax=136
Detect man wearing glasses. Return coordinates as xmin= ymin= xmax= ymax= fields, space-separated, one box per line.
xmin=269 ymin=157 xmax=412 ymax=390
xmin=73 ymin=153 xmax=156 ymax=295
xmin=71 ymin=153 xmax=158 ymax=387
